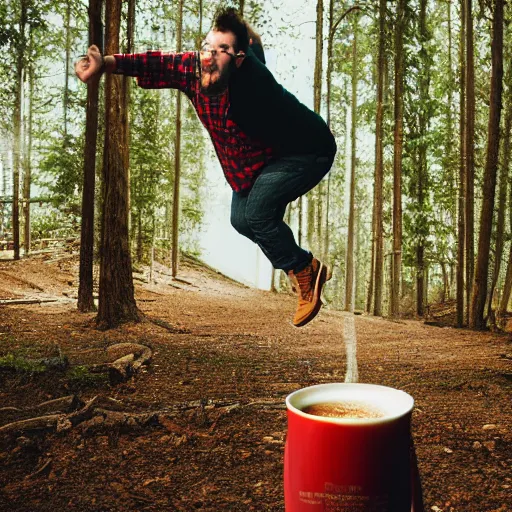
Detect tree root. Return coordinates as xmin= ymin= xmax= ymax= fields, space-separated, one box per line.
xmin=0 ymin=396 xmax=285 ymax=443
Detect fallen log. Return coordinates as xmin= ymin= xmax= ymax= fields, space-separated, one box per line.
xmin=79 ymin=343 xmax=152 ymax=384
xmin=109 ymin=344 xmax=152 ymax=384
xmin=0 ymin=298 xmax=58 ymax=306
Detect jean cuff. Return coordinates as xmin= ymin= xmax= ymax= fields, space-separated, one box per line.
xmin=289 ymin=253 xmax=313 ymax=274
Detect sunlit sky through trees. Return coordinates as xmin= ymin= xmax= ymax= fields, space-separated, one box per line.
xmin=0 ymin=0 xmax=374 ymax=290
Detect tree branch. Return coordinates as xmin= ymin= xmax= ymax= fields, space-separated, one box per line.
xmin=330 ymin=5 xmax=362 ymax=42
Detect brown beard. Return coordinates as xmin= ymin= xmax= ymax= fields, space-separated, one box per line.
xmin=200 ymin=60 xmax=234 ymax=96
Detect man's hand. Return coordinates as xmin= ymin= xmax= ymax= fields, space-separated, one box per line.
xmin=75 ymin=45 xmax=104 ymax=84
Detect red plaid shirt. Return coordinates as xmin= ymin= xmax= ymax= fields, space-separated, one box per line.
xmin=114 ymin=51 xmax=274 ymax=192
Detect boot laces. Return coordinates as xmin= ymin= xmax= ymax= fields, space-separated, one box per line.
xmin=295 ymin=263 xmax=315 ymax=302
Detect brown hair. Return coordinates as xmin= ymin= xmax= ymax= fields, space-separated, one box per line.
xmin=245 ymin=22 xmax=262 ymax=46
xmin=212 ymin=7 xmax=249 ymax=53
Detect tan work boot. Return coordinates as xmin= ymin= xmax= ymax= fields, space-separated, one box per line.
xmin=288 ymin=258 xmax=330 ymax=327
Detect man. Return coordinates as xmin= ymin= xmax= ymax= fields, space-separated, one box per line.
xmin=75 ymin=7 xmax=336 ymax=327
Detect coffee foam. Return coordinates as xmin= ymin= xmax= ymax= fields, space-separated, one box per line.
xmin=302 ymin=401 xmax=385 ymax=419
xmin=287 ymin=383 xmax=414 ymax=424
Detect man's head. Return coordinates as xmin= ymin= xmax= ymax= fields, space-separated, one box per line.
xmin=199 ymin=7 xmax=248 ymax=96
xmin=212 ymin=7 xmax=249 ymax=53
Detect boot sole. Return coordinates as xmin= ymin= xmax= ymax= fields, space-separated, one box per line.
xmin=293 ymin=262 xmax=329 ymax=328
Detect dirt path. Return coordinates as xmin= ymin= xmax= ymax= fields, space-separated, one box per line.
xmin=0 ymin=256 xmax=510 ymax=512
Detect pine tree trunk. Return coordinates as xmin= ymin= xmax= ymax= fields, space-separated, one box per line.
xmin=373 ymin=0 xmax=386 ymax=317
xmin=137 ymin=210 xmax=143 ymax=262
xmin=0 ymin=153 xmax=6 ymax=236
xmin=78 ymin=0 xmax=103 ymax=313
xmin=345 ymin=18 xmax=358 ymax=312
xmin=391 ymin=0 xmax=406 ymax=317
xmin=149 ymin=216 xmax=155 ymax=281
xmin=469 ymin=0 xmax=504 ymax=329
xmin=307 ymin=193 xmax=316 ymax=251
xmin=239 ymin=0 xmax=245 ymax=17
xmin=23 ymin=49 xmax=33 ymax=256
xmin=447 ymin=0 xmax=456 ymax=233
xmin=196 ymin=0 xmax=203 ymax=50
xmin=124 ymin=0 xmax=135 ymax=231
xmin=366 ymin=198 xmax=375 ymax=313
xmin=447 ymin=0 xmax=456 ymax=302
xmin=324 ymin=0 xmax=334 ymax=264
xmin=12 ymin=0 xmax=27 ymax=261
xmin=355 ymin=211 xmax=362 ymax=309
xmin=97 ymin=0 xmax=140 ymax=329
xmin=465 ymin=0 xmax=475 ymax=325
xmin=324 ymin=4 xmax=359 ymax=266
xmin=499 ymin=250 xmax=512 ymax=315
xmin=424 ymin=264 xmax=429 ymax=305
xmin=317 ymin=181 xmax=323 ymax=253
xmin=487 ymin=46 xmax=512 ymax=322
xmin=416 ymin=0 xmax=429 ymax=317
xmin=270 ymin=267 xmax=276 ymax=293
xmin=279 ymin=206 xmax=294 ymax=292
xmin=171 ymin=0 xmax=184 ymax=277
xmin=499 ymin=162 xmax=512 ymax=316
xmin=450 ymin=263 xmax=455 ymax=300
xmin=307 ymin=0 xmax=324 ymax=254
xmin=63 ymin=0 xmax=71 ymax=137
xmin=298 ymin=196 xmax=303 ymax=246
xmin=457 ymin=0 xmax=466 ymax=327
xmin=441 ymin=262 xmax=448 ymax=303
xmin=313 ymin=0 xmax=323 ymax=117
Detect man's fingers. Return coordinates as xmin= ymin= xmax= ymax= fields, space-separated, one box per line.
xmin=75 ymin=45 xmax=103 ymax=83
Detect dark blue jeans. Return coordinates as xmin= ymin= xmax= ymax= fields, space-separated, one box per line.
xmin=230 ymin=153 xmax=335 ymax=273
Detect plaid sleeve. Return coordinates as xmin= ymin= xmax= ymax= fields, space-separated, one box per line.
xmin=113 ymin=51 xmax=199 ymax=95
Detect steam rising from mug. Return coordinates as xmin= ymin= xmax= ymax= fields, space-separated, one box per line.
xmin=343 ymin=313 xmax=358 ymax=383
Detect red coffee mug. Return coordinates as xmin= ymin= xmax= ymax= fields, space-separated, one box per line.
xmin=284 ymin=383 xmax=418 ymax=512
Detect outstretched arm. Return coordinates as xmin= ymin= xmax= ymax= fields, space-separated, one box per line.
xmin=75 ymin=45 xmax=199 ymax=93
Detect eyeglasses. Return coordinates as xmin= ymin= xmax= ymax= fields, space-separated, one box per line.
xmin=200 ymin=43 xmax=244 ymax=59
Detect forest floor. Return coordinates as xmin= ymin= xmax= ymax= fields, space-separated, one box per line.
xmin=0 ymin=253 xmax=511 ymax=512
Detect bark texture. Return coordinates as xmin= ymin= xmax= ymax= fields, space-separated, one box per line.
xmin=470 ymin=0 xmax=504 ymax=329
xmin=97 ymin=0 xmax=140 ymax=328
xmin=78 ymin=0 xmax=103 ymax=312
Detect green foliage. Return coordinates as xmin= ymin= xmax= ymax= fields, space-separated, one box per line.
xmin=129 ymin=0 xmax=208 ymax=262
xmin=0 ymin=353 xmax=46 ymax=373
xmin=36 ymin=132 xmax=85 ymax=215
xmin=66 ymin=365 xmax=108 ymax=387
xmin=30 ymin=206 xmax=79 ymax=239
